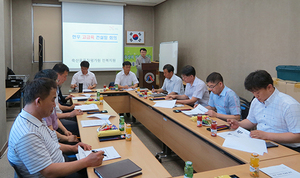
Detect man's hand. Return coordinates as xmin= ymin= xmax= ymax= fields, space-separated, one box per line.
xmin=152 ymin=88 xmax=156 ymax=93
xmin=123 ymin=85 xmax=129 ymax=89
xmin=65 ymin=95 xmax=73 ymax=100
xmin=88 ymin=85 xmax=93 ymax=89
xmin=64 ymin=130 xmax=72 ymax=136
xmin=73 ymin=142 xmax=92 ymax=152
xmin=85 ymin=151 xmax=105 ymax=167
xmin=71 ymin=84 xmax=78 ymax=89
xmin=227 ymin=119 xmax=239 ymax=130
xmin=205 ymin=110 xmax=217 ymax=117
xmin=165 ymin=95 xmax=176 ymax=100
xmin=250 ymin=130 xmax=269 ymax=140
xmin=70 ymin=109 xmax=83 ymax=117
xmin=67 ymin=135 xmax=79 ymax=143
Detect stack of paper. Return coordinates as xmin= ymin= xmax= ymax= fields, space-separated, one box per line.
xmin=81 ymin=120 xmax=111 ymax=127
xmin=219 ymin=127 xmax=267 ymax=155
xmin=75 ymin=104 xmax=99 ymax=111
xmin=76 ymin=146 xmax=121 ymax=161
xmin=261 ymin=164 xmax=300 ymax=178
xmin=153 ymin=100 xmax=176 ymax=108
xmin=124 ymin=88 xmax=135 ymax=91
xmin=83 ymin=89 xmax=93 ymax=92
xmin=87 ymin=114 xmax=113 ymax=120
xmin=73 ymin=96 xmax=89 ymax=100
xmin=182 ymin=104 xmax=208 ymax=116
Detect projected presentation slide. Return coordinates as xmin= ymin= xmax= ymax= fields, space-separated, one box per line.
xmin=63 ymin=22 xmax=123 ymax=71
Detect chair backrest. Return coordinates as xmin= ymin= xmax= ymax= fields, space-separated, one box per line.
xmin=8 ymin=161 xmax=23 ymax=178
xmin=240 ymin=97 xmax=251 ymax=120
xmin=109 ymin=82 xmax=115 ymax=87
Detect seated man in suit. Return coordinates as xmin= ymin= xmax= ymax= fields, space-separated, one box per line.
xmin=71 ymin=61 xmax=97 ymax=90
xmin=53 ymin=63 xmax=73 ymax=106
xmin=204 ymin=72 xmax=240 ymax=121
xmin=115 ymin=61 xmax=139 ymax=89
xmin=7 ymin=78 xmax=104 ymax=177
xmin=53 ymin=63 xmax=83 ymax=136
xmin=166 ymin=65 xmax=209 ymax=106
xmin=152 ymin=64 xmax=184 ymax=95
xmin=228 ymin=70 xmax=300 ymax=151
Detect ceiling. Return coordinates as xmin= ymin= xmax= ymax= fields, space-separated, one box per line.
xmin=59 ymin=0 xmax=166 ymax=6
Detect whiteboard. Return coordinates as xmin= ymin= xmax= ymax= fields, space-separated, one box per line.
xmin=159 ymin=41 xmax=178 ymax=74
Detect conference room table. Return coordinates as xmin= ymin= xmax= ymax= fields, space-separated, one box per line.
xmin=174 ymin=154 xmax=300 ymax=178
xmin=73 ymin=94 xmax=171 ymax=178
xmin=74 ymin=89 xmax=299 ymax=177
xmin=5 ymin=87 xmax=20 ymax=101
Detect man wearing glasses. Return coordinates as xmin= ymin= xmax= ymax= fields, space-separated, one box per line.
xmin=166 ymin=65 xmax=209 ymax=106
xmin=204 ymin=72 xmax=240 ymax=121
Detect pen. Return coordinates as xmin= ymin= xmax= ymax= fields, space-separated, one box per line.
xmin=92 ymin=150 xmax=107 ymax=156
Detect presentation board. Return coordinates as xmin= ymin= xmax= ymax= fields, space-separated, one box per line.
xmin=62 ymin=2 xmax=124 ymax=71
xmin=159 ymin=41 xmax=178 ymax=74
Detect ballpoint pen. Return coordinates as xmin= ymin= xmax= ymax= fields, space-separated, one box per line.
xmin=92 ymin=150 xmax=107 ymax=156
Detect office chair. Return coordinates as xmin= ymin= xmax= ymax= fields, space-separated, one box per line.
xmin=108 ymin=82 xmax=115 ymax=88
xmin=240 ymin=96 xmax=251 ymax=120
xmin=8 ymin=161 xmax=23 ymax=178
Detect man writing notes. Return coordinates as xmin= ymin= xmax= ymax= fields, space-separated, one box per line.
xmin=204 ymin=72 xmax=240 ymax=121
xmin=71 ymin=61 xmax=97 ymax=90
xmin=115 ymin=61 xmax=139 ymax=89
xmin=166 ymin=65 xmax=209 ymax=106
xmin=136 ymin=48 xmax=151 ymax=79
xmin=7 ymin=78 xmax=104 ymax=178
xmin=228 ymin=70 xmax=300 ymax=152
xmin=152 ymin=64 xmax=184 ymax=95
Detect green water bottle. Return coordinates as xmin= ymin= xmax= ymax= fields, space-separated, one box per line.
xmin=184 ymin=161 xmax=193 ymax=178
xmin=119 ymin=116 xmax=124 ymax=131
xmin=115 ymin=84 xmax=118 ymax=91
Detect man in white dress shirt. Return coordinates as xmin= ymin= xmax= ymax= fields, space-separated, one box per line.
xmin=166 ymin=65 xmax=209 ymax=106
xmin=152 ymin=64 xmax=184 ymax=95
xmin=71 ymin=61 xmax=97 ymax=90
xmin=228 ymin=70 xmax=300 ymax=151
xmin=115 ymin=61 xmax=139 ymax=89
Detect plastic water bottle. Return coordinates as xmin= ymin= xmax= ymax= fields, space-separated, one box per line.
xmin=184 ymin=161 xmax=193 ymax=178
xmin=119 ymin=116 xmax=124 ymax=131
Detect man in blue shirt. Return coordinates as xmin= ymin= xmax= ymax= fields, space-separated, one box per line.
xmin=205 ymin=72 xmax=241 ymax=121
xmin=152 ymin=64 xmax=184 ymax=95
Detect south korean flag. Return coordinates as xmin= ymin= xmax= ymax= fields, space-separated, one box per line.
xmin=127 ymin=31 xmax=144 ymax=44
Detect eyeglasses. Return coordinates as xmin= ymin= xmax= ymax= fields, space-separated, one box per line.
xmin=181 ymin=75 xmax=189 ymax=80
xmin=207 ymin=82 xmax=219 ymax=89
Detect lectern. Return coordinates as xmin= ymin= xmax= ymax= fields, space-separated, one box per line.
xmin=139 ymin=63 xmax=159 ymax=89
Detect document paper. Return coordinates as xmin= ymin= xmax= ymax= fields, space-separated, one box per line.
xmin=75 ymin=104 xmax=99 ymax=111
xmin=261 ymin=164 xmax=300 ymax=178
xmin=182 ymin=104 xmax=208 ymax=116
xmin=81 ymin=120 xmax=111 ymax=127
xmin=220 ymin=127 xmax=267 ymax=155
xmin=77 ymin=146 xmax=121 ymax=161
xmin=153 ymin=100 xmax=176 ymax=108
xmin=87 ymin=114 xmax=113 ymax=120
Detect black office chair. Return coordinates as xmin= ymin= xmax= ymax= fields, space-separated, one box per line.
xmin=239 ymin=96 xmax=252 ymax=120
xmin=108 ymin=82 xmax=115 ymax=88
